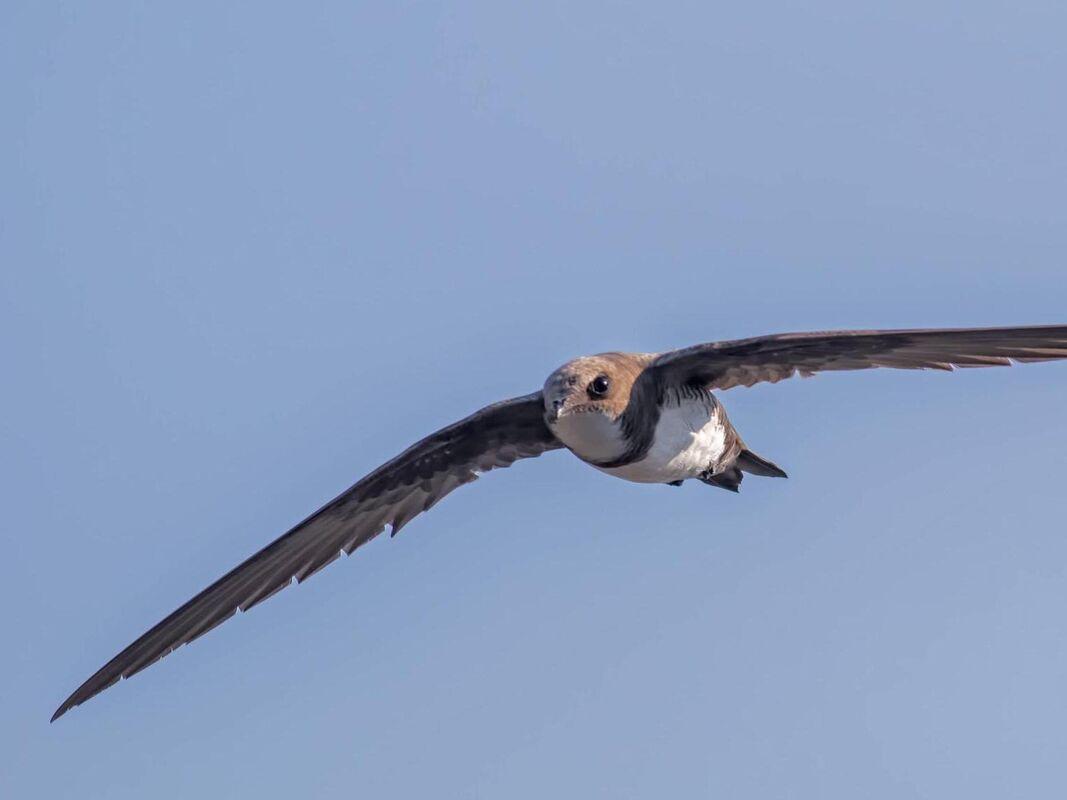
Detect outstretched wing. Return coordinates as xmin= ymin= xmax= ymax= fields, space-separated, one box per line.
xmin=53 ymin=391 xmax=561 ymax=721
xmin=649 ymin=326 xmax=1067 ymax=391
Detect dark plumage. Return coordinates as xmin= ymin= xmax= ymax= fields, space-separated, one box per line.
xmin=51 ymin=394 xmax=561 ymax=722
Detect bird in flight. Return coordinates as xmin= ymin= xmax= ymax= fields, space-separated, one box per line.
xmin=53 ymin=325 xmax=1067 ymax=721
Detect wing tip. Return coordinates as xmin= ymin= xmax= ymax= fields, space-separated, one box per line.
xmin=51 ymin=670 xmax=125 ymax=722
xmin=51 ymin=693 xmax=81 ymax=723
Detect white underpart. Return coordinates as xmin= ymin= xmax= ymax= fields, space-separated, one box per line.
xmin=554 ymin=398 xmax=728 ymax=484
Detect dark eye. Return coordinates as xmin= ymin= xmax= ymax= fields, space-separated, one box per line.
xmin=588 ymin=375 xmax=611 ymax=397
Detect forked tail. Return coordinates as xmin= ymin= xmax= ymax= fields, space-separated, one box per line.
xmin=700 ymin=448 xmax=787 ymax=493
xmin=736 ymin=448 xmax=788 ymax=479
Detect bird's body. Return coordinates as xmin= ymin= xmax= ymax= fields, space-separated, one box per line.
xmin=542 ymin=352 xmax=778 ymax=489
xmin=552 ymin=382 xmax=736 ymax=484
xmin=52 ymin=324 xmax=1067 ymax=721
xmin=600 ymin=391 xmax=731 ymax=484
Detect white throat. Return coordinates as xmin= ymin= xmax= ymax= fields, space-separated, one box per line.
xmin=550 ymin=411 xmax=627 ymax=464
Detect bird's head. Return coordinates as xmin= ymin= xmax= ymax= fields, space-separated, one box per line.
xmin=542 ymin=352 xmax=650 ymax=425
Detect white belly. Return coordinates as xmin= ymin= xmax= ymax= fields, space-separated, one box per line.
xmin=601 ymin=400 xmax=728 ymax=484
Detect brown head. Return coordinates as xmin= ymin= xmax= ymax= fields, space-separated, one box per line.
xmin=541 ymin=352 xmax=653 ymax=424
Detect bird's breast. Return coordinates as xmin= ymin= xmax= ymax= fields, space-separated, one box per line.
xmin=600 ymin=396 xmax=728 ymax=484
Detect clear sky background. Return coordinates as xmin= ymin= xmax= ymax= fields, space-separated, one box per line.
xmin=4 ymin=2 xmax=1067 ymax=797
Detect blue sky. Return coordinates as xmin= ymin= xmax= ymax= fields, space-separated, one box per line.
xmin=4 ymin=2 xmax=1066 ymax=797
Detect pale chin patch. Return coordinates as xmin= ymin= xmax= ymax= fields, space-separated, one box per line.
xmin=550 ymin=410 xmax=627 ymax=464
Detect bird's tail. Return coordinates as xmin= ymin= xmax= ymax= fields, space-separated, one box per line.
xmin=735 ymin=448 xmax=788 ymax=479
xmin=699 ymin=449 xmax=787 ymax=493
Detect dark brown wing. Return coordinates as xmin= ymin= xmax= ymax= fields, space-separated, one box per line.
xmin=649 ymin=326 xmax=1067 ymax=390
xmin=53 ymin=392 xmax=561 ymax=721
